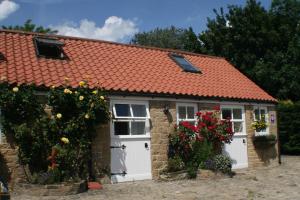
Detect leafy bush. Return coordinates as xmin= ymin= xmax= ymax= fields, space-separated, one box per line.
xmin=166 ymin=156 xmax=184 ymax=172
xmin=278 ymin=100 xmax=300 ymax=155
xmin=205 ymin=154 xmax=232 ymax=175
xmin=0 ymin=81 xmax=110 ymax=182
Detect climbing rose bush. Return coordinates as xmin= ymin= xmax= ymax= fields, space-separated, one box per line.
xmin=0 ymin=80 xmax=110 ymax=182
xmin=169 ymin=108 xmax=233 ymax=177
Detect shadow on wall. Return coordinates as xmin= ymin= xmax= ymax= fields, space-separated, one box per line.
xmin=255 ymin=144 xmax=278 ymax=165
xmin=110 ymin=139 xmax=127 ymax=183
xmin=0 ymin=153 xmax=11 ymax=185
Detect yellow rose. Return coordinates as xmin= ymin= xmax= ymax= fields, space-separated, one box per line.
xmin=100 ymin=96 xmax=105 ymax=100
xmin=92 ymin=90 xmax=98 ymax=94
xmin=12 ymin=87 xmax=19 ymax=92
xmin=61 ymin=137 xmax=69 ymax=144
xmin=56 ymin=113 xmax=62 ymax=119
xmin=85 ymin=114 xmax=90 ymax=119
xmin=64 ymin=89 xmax=72 ymax=94
xmin=79 ymin=96 xmax=84 ymax=101
xmin=74 ymin=91 xmax=78 ymax=94
xmin=79 ymin=81 xmax=85 ymax=87
xmin=51 ymin=86 xmax=56 ymax=89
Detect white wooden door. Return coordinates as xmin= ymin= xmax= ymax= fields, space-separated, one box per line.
xmin=110 ymin=101 xmax=152 ymax=183
xmin=223 ymin=135 xmax=248 ymax=169
xmin=221 ymin=105 xmax=248 ymax=169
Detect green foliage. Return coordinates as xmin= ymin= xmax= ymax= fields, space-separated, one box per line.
xmin=199 ymin=0 xmax=300 ymax=100
xmin=0 ymin=81 xmax=109 ymax=182
xmin=166 ymin=156 xmax=184 ymax=172
xmin=278 ymin=100 xmax=300 ymax=155
xmin=2 ymin=19 xmax=58 ymax=34
xmin=205 ymin=154 xmax=232 ymax=175
xmin=131 ymin=26 xmax=202 ymax=53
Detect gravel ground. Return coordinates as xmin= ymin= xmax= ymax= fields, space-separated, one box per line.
xmin=10 ymin=156 xmax=300 ymax=200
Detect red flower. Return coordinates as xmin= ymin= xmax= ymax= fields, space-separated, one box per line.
xmin=195 ymin=112 xmax=202 ymax=117
xmin=213 ymin=105 xmax=220 ymax=111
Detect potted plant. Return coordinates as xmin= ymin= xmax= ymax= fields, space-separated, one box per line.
xmin=252 ymin=134 xmax=277 ymax=148
xmin=251 ymin=115 xmax=268 ymax=132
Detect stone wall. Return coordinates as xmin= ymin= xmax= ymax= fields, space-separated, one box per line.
xmin=91 ymin=124 xmax=111 ymax=183
xmin=0 ymin=136 xmax=26 ymax=189
xmin=245 ymin=105 xmax=279 ymax=168
xmin=149 ymin=101 xmax=176 ymax=179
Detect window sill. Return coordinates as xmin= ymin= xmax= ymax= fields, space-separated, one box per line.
xmin=111 ymin=135 xmax=151 ymax=139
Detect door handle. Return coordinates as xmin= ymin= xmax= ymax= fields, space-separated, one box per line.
xmin=145 ymin=143 xmax=148 ymax=149
xmin=243 ymin=139 xmax=246 ymax=144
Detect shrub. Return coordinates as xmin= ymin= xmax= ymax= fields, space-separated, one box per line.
xmin=166 ymin=156 xmax=184 ymax=172
xmin=205 ymin=154 xmax=232 ymax=175
xmin=278 ymin=100 xmax=300 ymax=155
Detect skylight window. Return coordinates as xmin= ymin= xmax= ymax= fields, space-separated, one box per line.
xmin=170 ymin=54 xmax=201 ymax=73
xmin=34 ymin=37 xmax=66 ymax=59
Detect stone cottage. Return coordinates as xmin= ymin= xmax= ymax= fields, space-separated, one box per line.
xmin=0 ymin=29 xmax=279 ymax=183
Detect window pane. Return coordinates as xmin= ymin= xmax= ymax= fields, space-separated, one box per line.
xmin=131 ymin=121 xmax=146 ymax=135
xmin=178 ymin=106 xmax=186 ymax=119
xmin=115 ymin=104 xmax=131 ymax=117
xmin=260 ymin=109 xmax=266 ymax=121
xmin=187 ymin=107 xmax=195 ymax=119
xmin=233 ymin=122 xmax=243 ymax=133
xmin=114 ymin=122 xmax=129 ymax=135
xmin=233 ymin=109 xmax=242 ymax=119
xmin=132 ymin=104 xmax=147 ymax=117
xmin=222 ymin=109 xmax=231 ymax=119
xmin=254 ymin=109 xmax=260 ymax=120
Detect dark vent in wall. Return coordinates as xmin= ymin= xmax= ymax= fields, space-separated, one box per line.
xmin=33 ymin=37 xmax=67 ymax=59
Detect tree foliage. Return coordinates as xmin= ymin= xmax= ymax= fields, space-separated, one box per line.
xmin=2 ymin=19 xmax=57 ymax=34
xmin=131 ymin=26 xmax=201 ymax=53
xmin=199 ymin=0 xmax=300 ymax=100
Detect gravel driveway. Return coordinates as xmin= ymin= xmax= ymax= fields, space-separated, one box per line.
xmin=11 ymin=156 xmax=300 ymax=200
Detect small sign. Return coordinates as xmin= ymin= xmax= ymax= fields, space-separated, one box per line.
xmin=271 ymin=114 xmax=275 ymax=124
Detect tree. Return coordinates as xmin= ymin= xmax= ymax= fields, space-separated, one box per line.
xmin=130 ymin=26 xmax=202 ymax=53
xmin=2 ymin=19 xmax=57 ymax=34
xmin=199 ymin=0 xmax=300 ymax=101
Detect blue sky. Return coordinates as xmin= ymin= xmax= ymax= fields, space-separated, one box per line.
xmin=0 ymin=0 xmax=271 ymax=42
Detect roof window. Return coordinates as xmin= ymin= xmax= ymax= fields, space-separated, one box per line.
xmin=34 ymin=37 xmax=66 ymax=59
xmin=170 ymin=53 xmax=201 ymax=73
xmin=0 ymin=52 xmax=6 ymax=62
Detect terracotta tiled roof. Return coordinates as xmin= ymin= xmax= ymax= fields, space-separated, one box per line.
xmin=0 ymin=30 xmax=276 ymax=102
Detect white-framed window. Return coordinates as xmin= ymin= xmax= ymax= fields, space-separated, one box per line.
xmin=253 ymin=106 xmax=269 ymax=135
xmin=176 ymin=103 xmax=197 ymax=125
xmin=111 ymin=101 xmax=150 ymax=137
xmin=221 ymin=105 xmax=245 ymax=135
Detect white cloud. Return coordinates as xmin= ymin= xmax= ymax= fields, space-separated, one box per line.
xmin=51 ymin=16 xmax=138 ymax=42
xmin=0 ymin=0 xmax=19 ymax=21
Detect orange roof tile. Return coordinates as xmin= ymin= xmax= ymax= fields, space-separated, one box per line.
xmin=0 ymin=30 xmax=276 ymax=103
